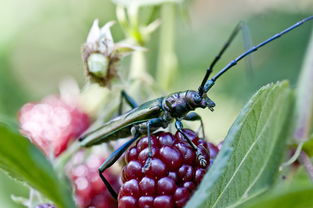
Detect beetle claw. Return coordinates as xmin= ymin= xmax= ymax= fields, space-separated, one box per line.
xmin=196 ymin=150 xmax=208 ymax=167
xmin=142 ymin=157 xmax=152 ymax=172
xmin=199 ymin=158 xmax=207 ymax=167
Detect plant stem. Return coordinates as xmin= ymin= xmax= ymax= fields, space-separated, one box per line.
xmin=128 ymin=5 xmax=145 ymax=46
xmin=156 ymin=3 xmax=177 ymax=90
xmin=299 ymin=151 xmax=313 ymax=181
xmin=129 ymin=50 xmax=147 ymax=81
xmin=280 ymin=142 xmax=304 ymax=169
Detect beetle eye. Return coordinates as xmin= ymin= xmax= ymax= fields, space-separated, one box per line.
xmin=193 ymin=94 xmax=202 ymax=103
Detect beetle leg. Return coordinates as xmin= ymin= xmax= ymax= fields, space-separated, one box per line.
xmin=108 ymin=90 xmax=139 ymax=168
xmin=98 ymin=134 xmax=140 ymax=199
xmin=183 ymin=112 xmax=205 ymax=139
xmin=143 ymin=118 xmax=166 ymax=171
xmin=118 ymin=90 xmax=138 ymax=115
xmin=175 ymin=120 xmax=208 ymax=167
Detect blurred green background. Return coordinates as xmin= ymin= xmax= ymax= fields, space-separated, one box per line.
xmin=0 ymin=0 xmax=312 ymax=207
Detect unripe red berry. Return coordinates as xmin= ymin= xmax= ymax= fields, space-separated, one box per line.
xmin=18 ymin=95 xmax=90 ymax=157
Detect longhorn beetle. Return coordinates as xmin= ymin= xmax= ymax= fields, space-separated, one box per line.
xmin=79 ymin=16 xmax=313 ymax=199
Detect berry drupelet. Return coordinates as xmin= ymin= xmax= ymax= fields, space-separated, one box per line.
xmin=118 ymin=129 xmax=219 ymax=208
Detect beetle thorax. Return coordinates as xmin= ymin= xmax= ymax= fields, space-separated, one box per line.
xmin=162 ymin=90 xmax=206 ymax=119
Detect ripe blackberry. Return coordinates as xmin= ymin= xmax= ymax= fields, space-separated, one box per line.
xmin=68 ymin=151 xmax=120 ymax=208
xmin=119 ymin=129 xmax=218 ymax=208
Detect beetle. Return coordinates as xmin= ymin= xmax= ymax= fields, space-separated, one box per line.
xmin=79 ymin=16 xmax=313 ymax=199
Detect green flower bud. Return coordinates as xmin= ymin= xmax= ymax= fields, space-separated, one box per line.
xmin=87 ymin=53 xmax=109 ymax=78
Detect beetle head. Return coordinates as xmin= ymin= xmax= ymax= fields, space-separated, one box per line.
xmin=186 ymin=91 xmax=215 ymax=111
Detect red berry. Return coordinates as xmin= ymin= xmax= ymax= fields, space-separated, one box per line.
xmin=125 ymin=147 xmax=138 ymax=163
xmin=138 ymin=147 xmax=158 ymax=164
xmin=175 ymin=129 xmax=199 ymax=144
xmin=159 ymin=146 xmax=182 ymax=170
xmin=119 ymin=129 xmax=219 ymax=208
xmin=173 ymin=188 xmax=190 ymax=207
xmin=124 ymin=161 xmax=143 ymax=181
xmin=67 ymin=151 xmax=120 ymax=208
xmin=168 ymin=172 xmax=178 ymax=182
xmin=175 ymin=143 xmax=196 ymax=165
xmin=137 ymin=135 xmax=158 ymax=151
xmin=154 ymin=196 xmax=174 ymax=208
xmin=178 ymin=165 xmax=194 ymax=182
xmin=119 ymin=196 xmax=137 ymax=208
xmin=18 ymin=95 xmax=90 ymax=157
xmin=138 ymin=196 xmax=154 ymax=207
xmin=183 ymin=181 xmax=195 ymax=191
xmin=194 ymin=168 xmax=206 ymax=185
xmin=157 ymin=177 xmax=176 ymax=195
xmin=139 ymin=177 xmax=156 ymax=196
xmin=158 ymin=132 xmax=175 ymax=146
xmin=145 ymin=158 xmax=167 ymax=179
xmin=119 ymin=179 xmax=140 ymax=198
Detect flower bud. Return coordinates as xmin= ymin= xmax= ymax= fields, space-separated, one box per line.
xmin=82 ymin=19 xmax=143 ymax=87
xmin=87 ymin=53 xmax=109 ymax=78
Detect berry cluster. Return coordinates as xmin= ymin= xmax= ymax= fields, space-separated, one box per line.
xmin=18 ymin=93 xmax=220 ymax=208
xmin=118 ymin=129 xmax=218 ymax=208
xmin=18 ymin=95 xmax=90 ymax=157
xmin=67 ymin=151 xmax=120 ymax=208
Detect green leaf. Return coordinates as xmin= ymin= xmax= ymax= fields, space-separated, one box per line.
xmin=0 ymin=123 xmax=75 ymax=208
xmin=242 ymin=185 xmax=313 ymax=208
xmin=186 ymin=81 xmax=293 ymax=208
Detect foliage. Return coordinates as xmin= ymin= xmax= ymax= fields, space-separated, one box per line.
xmin=0 ymin=123 xmax=75 ymax=208
xmin=242 ymin=185 xmax=313 ymax=208
xmin=186 ymin=81 xmax=293 ymax=208
xmin=0 ymin=0 xmax=313 ymax=207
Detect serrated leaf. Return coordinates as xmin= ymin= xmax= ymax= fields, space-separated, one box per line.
xmin=186 ymin=81 xmax=292 ymax=208
xmin=242 ymin=185 xmax=313 ymax=208
xmin=0 ymin=123 xmax=75 ymax=208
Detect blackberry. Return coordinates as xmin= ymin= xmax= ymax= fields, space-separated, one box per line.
xmin=118 ymin=129 xmax=218 ymax=208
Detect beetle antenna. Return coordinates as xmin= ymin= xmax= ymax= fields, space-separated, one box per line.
xmin=198 ymin=22 xmax=242 ymax=96
xmin=203 ymin=15 xmax=313 ymax=93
